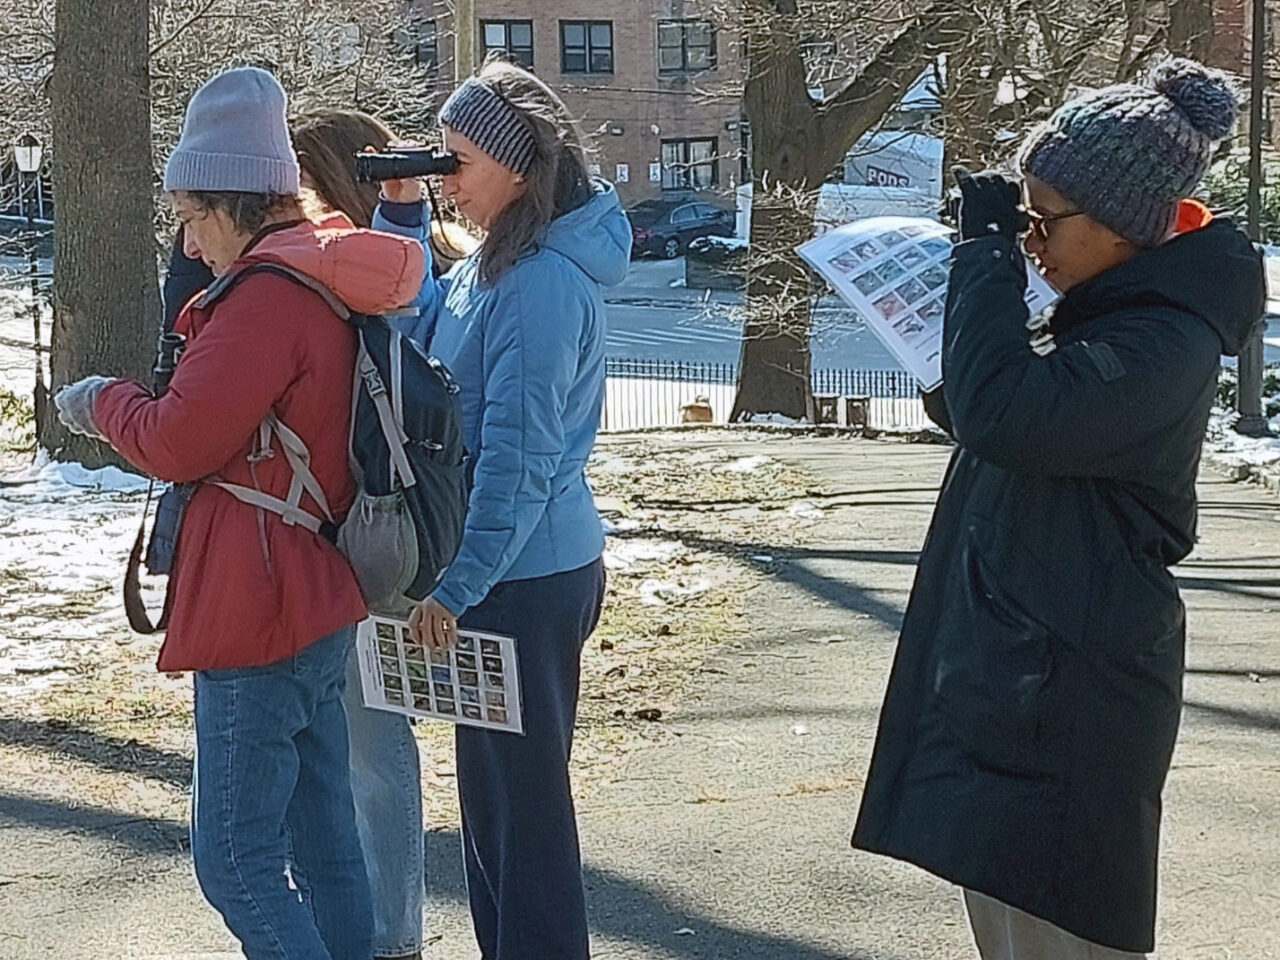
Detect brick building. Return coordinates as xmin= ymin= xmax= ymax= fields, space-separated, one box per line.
xmin=408 ymin=0 xmax=745 ymax=209
xmin=1207 ymin=0 xmax=1251 ymax=70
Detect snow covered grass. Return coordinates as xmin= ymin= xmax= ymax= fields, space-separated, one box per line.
xmin=0 ymin=454 xmax=158 ymax=697
xmin=690 ymin=235 xmax=748 ymax=253
xmin=1206 ymin=363 xmax=1280 ymax=484
xmin=1205 ymin=410 xmax=1280 ymax=473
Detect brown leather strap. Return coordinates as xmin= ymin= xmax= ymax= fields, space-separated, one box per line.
xmin=123 ymin=481 xmax=169 ymax=635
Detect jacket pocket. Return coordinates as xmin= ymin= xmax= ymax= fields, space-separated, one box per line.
xmin=931 ymin=540 xmax=1056 ymax=778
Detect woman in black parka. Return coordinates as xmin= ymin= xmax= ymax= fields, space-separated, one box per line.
xmin=851 ymin=59 xmax=1266 ymax=959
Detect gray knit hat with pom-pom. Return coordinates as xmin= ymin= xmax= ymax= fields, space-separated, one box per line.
xmin=1019 ymin=58 xmax=1238 ymax=247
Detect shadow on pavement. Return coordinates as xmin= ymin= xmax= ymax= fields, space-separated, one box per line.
xmin=1183 ymin=699 xmax=1280 ymax=734
xmin=0 ymin=790 xmax=187 ymax=856
xmin=427 ymin=827 xmax=896 ymax=960
xmin=0 ymin=716 xmax=191 ymax=789
xmin=612 ymin=528 xmax=914 ymax=632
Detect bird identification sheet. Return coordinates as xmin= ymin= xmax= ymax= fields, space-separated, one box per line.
xmin=356 ymin=615 xmax=524 ymax=734
xmin=797 ymin=216 xmax=1059 ymax=391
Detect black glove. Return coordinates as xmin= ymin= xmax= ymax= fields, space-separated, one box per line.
xmin=953 ymin=166 xmax=1028 ymax=241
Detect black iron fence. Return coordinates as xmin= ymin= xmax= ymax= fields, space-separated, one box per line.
xmin=602 ymin=357 xmax=927 ymax=431
xmin=812 ymin=367 xmax=919 ymax=402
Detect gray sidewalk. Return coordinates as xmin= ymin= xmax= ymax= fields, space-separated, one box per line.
xmin=1 ymin=435 xmax=1277 ymax=958
xmin=559 ymin=436 xmax=1280 ymax=960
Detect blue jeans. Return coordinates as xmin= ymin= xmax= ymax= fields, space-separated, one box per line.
xmin=344 ymin=646 xmax=424 ymax=958
xmin=456 ymin=559 xmax=606 ymax=960
xmin=191 ymin=626 xmax=374 ymax=960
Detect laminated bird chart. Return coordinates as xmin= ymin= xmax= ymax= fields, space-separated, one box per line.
xmin=356 ymin=615 xmax=524 ymax=734
xmin=798 ymin=216 xmax=1060 ymax=391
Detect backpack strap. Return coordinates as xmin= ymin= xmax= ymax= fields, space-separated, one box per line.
xmin=268 ymin=412 xmax=335 ymax=522
xmin=196 ymin=263 xmax=353 ymax=536
xmin=197 ymin=260 xmax=416 ymax=530
xmin=197 ymin=261 xmax=353 ymax=321
xmin=357 ymin=332 xmax=417 ymax=490
xmin=208 ymin=480 xmax=325 ymax=535
xmin=208 ymin=413 xmax=336 ymax=534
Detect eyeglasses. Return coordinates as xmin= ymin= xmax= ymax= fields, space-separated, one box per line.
xmin=1023 ymin=205 xmax=1086 ymax=239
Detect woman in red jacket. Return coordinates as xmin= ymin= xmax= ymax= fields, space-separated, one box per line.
xmin=53 ymin=67 xmax=423 ymax=960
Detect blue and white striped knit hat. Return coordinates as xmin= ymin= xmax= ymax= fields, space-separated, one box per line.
xmin=439 ymin=78 xmax=538 ymax=176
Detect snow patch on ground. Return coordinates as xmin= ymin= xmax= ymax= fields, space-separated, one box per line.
xmin=600 ymin=515 xmax=642 ymax=535
xmin=786 ymin=500 xmax=825 ymax=520
xmin=639 ymin=577 xmax=712 ymax=606
xmin=11 ymin=451 xmax=152 ymax=495
xmin=0 ymin=454 xmax=158 ymax=695
xmin=716 ymin=454 xmax=773 ymax=474
xmin=604 ymin=537 xmax=685 ymax=571
xmin=747 ymin=413 xmax=810 ymax=426
xmin=1206 ymin=410 xmax=1280 ymax=481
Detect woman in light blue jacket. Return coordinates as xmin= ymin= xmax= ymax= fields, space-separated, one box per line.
xmin=376 ymin=58 xmax=630 ymax=959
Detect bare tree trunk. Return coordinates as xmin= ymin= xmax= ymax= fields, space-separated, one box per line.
xmin=732 ymin=0 xmax=824 ymax=421
xmin=731 ymin=0 xmax=966 ymax=421
xmin=44 ymin=0 xmax=159 ymax=466
xmin=732 ymin=184 xmax=821 ymax=421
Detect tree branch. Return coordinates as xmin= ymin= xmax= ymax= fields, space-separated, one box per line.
xmin=150 ymin=0 xmax=224 ymax=57
xmin=816 ymin=1 xmax=970 ymax=172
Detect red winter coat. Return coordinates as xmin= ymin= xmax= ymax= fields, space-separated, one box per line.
xmin=96 ymin=216 xmax=425 ymax=671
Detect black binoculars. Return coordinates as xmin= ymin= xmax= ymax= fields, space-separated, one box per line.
xmin=153 ymin=332 xmax=186 ymax=396
xmin=353 ymin=149 xmax=460 ymax=183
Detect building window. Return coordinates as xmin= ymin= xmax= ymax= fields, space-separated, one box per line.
xmin=658 ymin=20 xmax=716 ymax=73
xmin=561 ymin=20 xmax=613 ymax=74
xmin=482 ymin=19 xmax=534 ymax=69
xmin=415 ymin=19 xmax=438 ymax=73
xmin=661 ymin=138 xmax=718 ymax=190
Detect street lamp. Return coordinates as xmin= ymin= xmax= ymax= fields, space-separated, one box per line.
xmin=13 ymin=133 xmax=42 ymax=176
xmin=12 ymin=133 xmax=46 ymax=431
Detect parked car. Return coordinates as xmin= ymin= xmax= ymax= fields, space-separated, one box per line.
xmin=628 ymin=199 xmax=735 ymax=259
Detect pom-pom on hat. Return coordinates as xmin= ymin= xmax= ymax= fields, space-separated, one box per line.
xmin=1019 ymin=57 xmax=1238 ymax=247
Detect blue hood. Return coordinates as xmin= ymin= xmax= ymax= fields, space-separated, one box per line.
xmin=540 ymin=180 xmax=632 ymax=288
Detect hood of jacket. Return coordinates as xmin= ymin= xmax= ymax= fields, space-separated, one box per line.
xmin=539 ymin=180 xmax=632 ymax=288
xmin=1056 ymin=215 xmax=1265 ymax=357
xmin=240 ymin=213 xmax=426 ymax=314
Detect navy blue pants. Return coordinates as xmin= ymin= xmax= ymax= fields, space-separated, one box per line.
xmin=456 ymin=558 xmax=606 ymax=960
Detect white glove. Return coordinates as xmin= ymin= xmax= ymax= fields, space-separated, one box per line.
xmin=53 ymin=376 xmax=113 ymax=441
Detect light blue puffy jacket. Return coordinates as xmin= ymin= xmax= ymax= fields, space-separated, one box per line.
xmin=373 ymin=182 xmax=632 ymax=616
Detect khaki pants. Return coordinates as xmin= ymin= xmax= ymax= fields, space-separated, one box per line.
xmin=964 ymin=890 xmax=1148 ymax=960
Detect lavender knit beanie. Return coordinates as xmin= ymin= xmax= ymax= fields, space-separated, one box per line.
xmin=163 ymin=67 xmax=300 ymax=195
xmin=1019 ymin=58 xmax=1238 ymax=247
